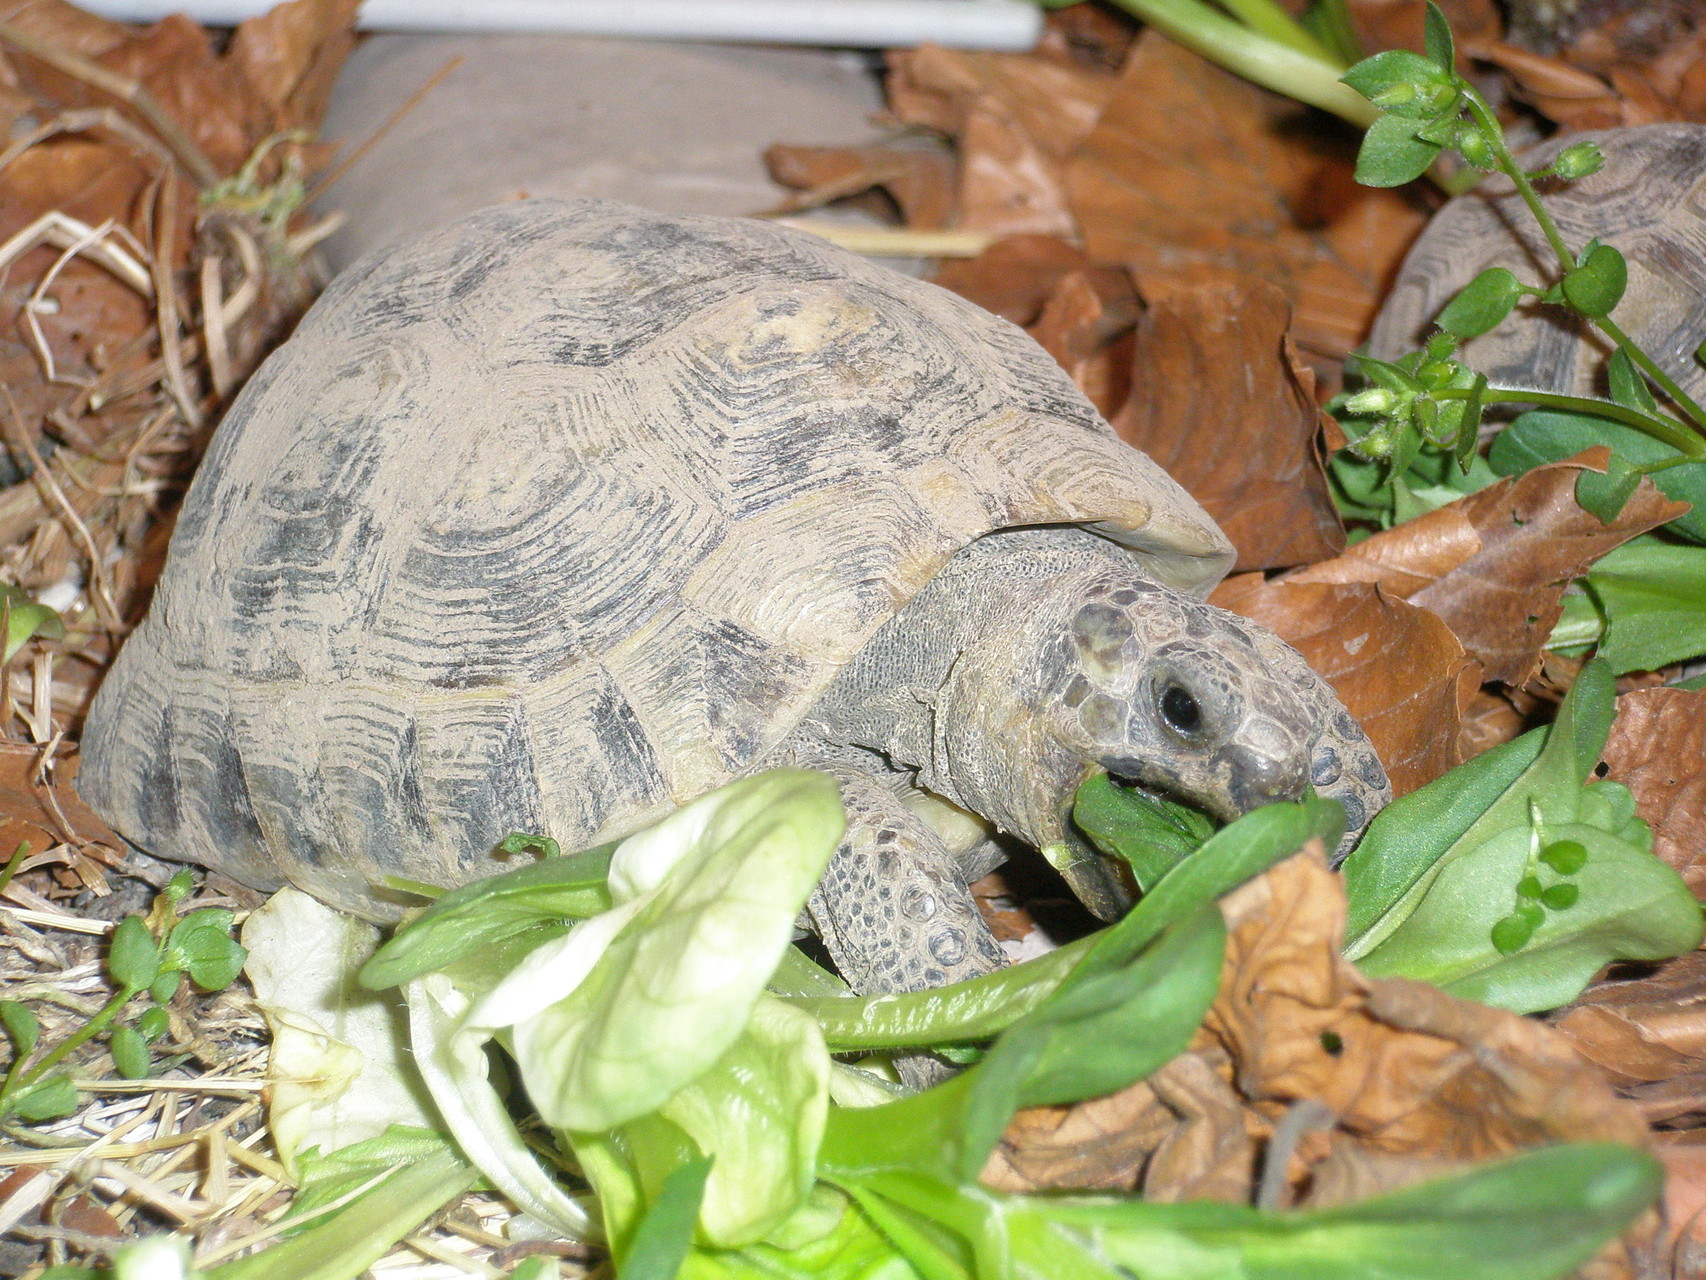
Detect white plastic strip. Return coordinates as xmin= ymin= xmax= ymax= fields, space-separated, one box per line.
xmin=75 ymin=0 xmax=1043 ymax=49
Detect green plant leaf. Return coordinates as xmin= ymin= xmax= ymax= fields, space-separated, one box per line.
xmin=1071 ymin=773 xmax=1214 ymax=891
xmin=623 ymin=1157 xmax=713 ymax=1280
xmin=137 ymin=1006 xmax=169 ymax=1042
xmin=1340 ymin=49 xmax=1453 ymax=116
xmin=361 ymin=843 xmax=615 ymax=990
xmin=1562 ymin=242 xmax=1628 ymax=317
xmin=0 ymin=999 xmax=39 ymax=1056
xmin=108 ymin=915 xmax=162 ymax=992
xmin=1435 ymin=266 xmax=1522 ymax=338
xmin=0 ymin=584 xmax=64 ymax=663
xmin=1355 ymin=111 xmax=1444 ymax=186
xmin=485 ymin=770 xmax=844 ymax=1133
xmin=109 ymin=1025 xmax=151 ymax=1080
xmin=13 ymin=1073 xmax=78 ymax=1121
xmin=1049 ymin=1142 xmax=1659 ymax=1280
xmin=150 ymin=972 xmax=182 ymax=1005
xmin=167 ymin=908 xmax=247 ymax=990
xmin=1606 ymin=348 xmax=1660 ymax=413
xmin=1574 ymin=452 xmax=1642 ymax=524
xmin=1579 ymin=538 xmax=1706 ymax=674
xmin=209 ymin=1132 xmax=478 ymax=1280
xmin=953 ymin=906 xmax=1226 ymax=1179
xmin=1422 ymin=0 xmax=1455 ymax=70
xmin=1343 ymin=661 xmax=1700 ymax=1011
xmin=605 ymin=997 xmax=830 ymax=1248
xmin=680 ymin=1192 xmax=922 ymax=1280
xmin=797 ymin=794 xmax=1336 ymax=1056
xmin=1488 ymin=408 xmax=1706 ymax=542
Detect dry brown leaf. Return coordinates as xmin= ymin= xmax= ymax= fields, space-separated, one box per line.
xmin=0 ymin=0 xmax=130 ymax=59
xmin=1209 ymin=849 xmax=1648 ymax=1190
xmin=1027 ymin=267 xmax=1138 ymax=418
xmin=1457 ymin=687 xmax=1534 ymax=759
xmin=1292 ymin=449 xmax=1688 ymax=684
xmin=982 ymin=1077 xmax=1173 ymax=1192
xmin=986 ymin=847 xmax=1646 ymax=1215
xmin=887 ymin=44 xmax=1115 ymax=239
xmin=1470 ymin=40 xmax=1630 ymax=130
xmin=1554 ymin=950 xmax=1706 ymax=1127
xmin=1602 ymin=686 xmax=1706 ymax=895
xmin=1139 ymin=1049 xmax=1259 ymax=1203
xmin=0 ymin=745 xmax=119 ymax=861
xmin=1659 ymin=1141 xmax=1706 ymax=1279
xmin=225 ymin=0 xmax=360 ymax=134
xmin=931 ymin=234 xmax=1103 ymax=323
xmin=1065 ymin=30 xmax=1429 ymax=361
xmin=1211 ymin=576 xmax=1479 ymax=795
xmin=1112 ymin=279 xmax=1344 ymax=570
xmin=765 ymin=143 xmax=957 ymax=228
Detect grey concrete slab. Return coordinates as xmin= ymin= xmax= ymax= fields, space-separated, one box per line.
xmin=315 ymin=34 xmax=887 ymax=271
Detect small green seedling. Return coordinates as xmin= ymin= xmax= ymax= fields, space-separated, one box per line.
xmin=0 ymin=864 xmax=246 ymax=1124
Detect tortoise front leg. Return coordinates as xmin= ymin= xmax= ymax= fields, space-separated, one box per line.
xmin=807 ymin=771 xmax=1008 ymax=997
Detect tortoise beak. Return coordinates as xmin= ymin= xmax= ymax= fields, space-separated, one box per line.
xmin=1226 ymin=746 xmax=1310 ymax=813
xmin=1042 ymin=827 xmax=1134 ymax=922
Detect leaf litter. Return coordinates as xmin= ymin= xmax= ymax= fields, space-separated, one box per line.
xmin=4 ymin=0 xmax=1706 ymax=1275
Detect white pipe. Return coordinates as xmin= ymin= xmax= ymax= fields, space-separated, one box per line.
xmin=74 ymin=0 xmax=1043 ymax=49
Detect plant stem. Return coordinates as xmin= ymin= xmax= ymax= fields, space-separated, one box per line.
xmin=0 ymin=840 xmax=28 ymax=897
xmin=1433 ymin=385 xmax=1706 ymax=457
xmin=1213 ymin=0 xmax=1337 ymax=61
xmin=1459 ymin=86 xmax=1573 ymax=268
xmin=1459 ymin=84 xmax=1706 ymax=441
xmin=1595 ymin=315 xmax=1706 ymax=436
xmin=1106 ymin=0 xmax=1376 ymax=125
xmin=0 ymin=986 xmax=137 ymax=1117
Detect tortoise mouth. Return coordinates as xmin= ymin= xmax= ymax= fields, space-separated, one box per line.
xmin=1098 ymin=758 xmax=1240 ymax=824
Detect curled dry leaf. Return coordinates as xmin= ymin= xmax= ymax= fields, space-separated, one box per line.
xmin=931 ymin=237 xmax=1138 ymax=416
xmin=931 ymin=235 xmax=1107 ymax=324
xmin=1553 ymin=950 xmax=1706 ymax=1125
xmin=764 ymin=143 xmax=957 ymax=228
xmin=1064 ymin=31 xmax=1429 ymax=361
xmin=1602 ymin=686 xmax=1706 ymax=896
xmin=1469 ymin=40 xmax=1630 ymax=131
xmin=1293 ymin=448 xmax=1688 ymax=684
xmin=1209 ymin=849 xmax=1647 ymax=1196
xmin=886 ymin=44 xmax=1116 ymax=239
xmin=986 ymin=847 xmax=1647 ymax=1213
xmin=1112 ymin=278 xmax=1344 ymax=571
xmin=1211 ymin=575 xmax=1479 ymax=795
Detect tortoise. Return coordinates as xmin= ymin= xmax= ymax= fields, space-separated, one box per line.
xmin=1368 ymin=123 xmax=1706 ymax=407
xmin=78 ymin=198 xmax=1389 ymax=1000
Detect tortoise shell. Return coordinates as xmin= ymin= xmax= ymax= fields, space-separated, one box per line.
xmin=1368 ymin=123 xmax=1706 ymax=405
xmin=79 ymin=198 xmax=1234 ymax=918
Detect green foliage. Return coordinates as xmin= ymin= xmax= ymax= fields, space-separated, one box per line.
xmin=1435 ymin=266 xmax=1522 ymax=338
xmin=1071 ymin=772 xmax=1214 ymax=890
xmin=1562 ymin=241 xmax=1627 ymax=318
xmin=624 ymin=1157 xmax=713 ymax=1279
xmin=0 ymin=879 xmax=246 ymax=1123
xmin=1487 ymin=408 xmax=1706 ymax=543
xmin=0 ymin=583 xmax=64 ymax=663
xmin=1333 ymin=2 xmax=1706 ymax=517
xmin=1343 ymin=660 xmax=1702 ymax=1010
xmin=1569 ymin=538 xmax=1706 ymax=673
xmin=360 ymin=843 xmax=615 ymax=991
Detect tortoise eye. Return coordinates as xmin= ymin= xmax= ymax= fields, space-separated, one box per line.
xmin=1160 ymin=684 xmax=1202 ymax=735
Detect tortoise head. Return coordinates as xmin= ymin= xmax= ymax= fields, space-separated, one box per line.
xmin=1056 ymin=590 xmax=1317 ymax=821
xmin=930 ymin=552 xmax=1321 ymax=862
